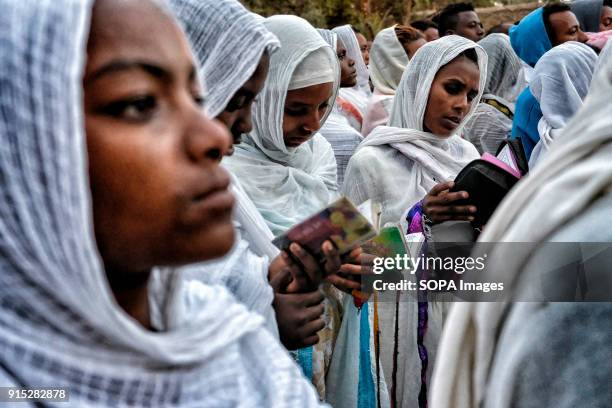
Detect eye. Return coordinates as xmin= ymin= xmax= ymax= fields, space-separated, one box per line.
xmin=285 ymin=106 xmax=307 ymax=117
xmin=318 ymin=102 xmax=329 ymax=113
xmin=103 ymin=95 xmax=157 ymax=122
xmin=225 ymin=94 xmax=248 ymax=112
xmin=444 ymin=82 xmax=462 ymax=95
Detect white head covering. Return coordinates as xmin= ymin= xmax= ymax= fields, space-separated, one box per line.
xmin=462 ymin=33 xmax=526 ymax=154
xmin=224 ymin=15 xmax=340 ymax=235
xmin=169 ymin=0 xmax=280 ymax=117
xmin=529 ymin=41 xmax=598 ymax=166
xmin=478 ymin=33 xmax=525 ymax=103
xmin=344 ymin=35 xmax=486 ymax=226
xmin=431 ymin=47 xmax=612 ymax=408
xmin=0 ymin=1 xmax=324 ymax=405
xmin=317 ymin=28 xmax=337 ymax=49
xmin=333 ymin=25 xmax=372 ymax=116
xmin=369 ymin=25 xmax=410 ymax=95
xmin=289 ymin=47 xmax=336 ymax=90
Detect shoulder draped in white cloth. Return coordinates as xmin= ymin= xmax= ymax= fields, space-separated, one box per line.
xmin=224 ymin=15 xmax=340 ymax=236
xmin=528 ymin=41 xmax=598 ymax=167
xmin=430 ymin=46 xmax=612 ymax=408
xmin=0 ymin=1 xmax=323 ymax=406
xmin=344 ymin=35 xmax=485 ymax=228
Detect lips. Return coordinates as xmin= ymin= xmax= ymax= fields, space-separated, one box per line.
xmin=190 ymin=171 xmax=235 ymax=215
xmin=441 ymin=115 xmax=462 ymax=130
xmin=286 ymin=134 xmax=313 ymax=147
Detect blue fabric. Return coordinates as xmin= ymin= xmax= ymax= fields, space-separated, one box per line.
xmin=296 ymin=346 xmax=313 ymax=381
xmin=509 ymin=8 xmax=552 ymax=67
xmin=358 ymin=304 xmax=376 ymax=408
xmin=511 ymin=87 xmax=543 ymax=159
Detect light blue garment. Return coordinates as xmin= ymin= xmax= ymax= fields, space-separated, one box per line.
xmin=511 ymin=87 xmax=542 ymax=159
xmin=509 ymin=8 xmax=552 ymax=67
xmin=326 ymin=298 xmax=390 ymax=408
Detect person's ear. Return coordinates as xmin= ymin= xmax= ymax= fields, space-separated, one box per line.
xmin=445 ymin=29 xmax=456 ymax=36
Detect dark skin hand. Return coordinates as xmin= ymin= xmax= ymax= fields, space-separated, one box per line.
xmin=270 ymin=246 xmax=373 ymax=348
xmin=268 ymin=240 xmax=342 ymax=293
xmin=270 ymin=264 xmax=326 ymax=350
xmin=326 ymin=247 xmax=373 ymax=294
xmin=422 ymin=181 xmax=476 ymax=223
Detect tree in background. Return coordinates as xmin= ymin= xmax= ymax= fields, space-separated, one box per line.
xmin=241 ymin=0 xmax=530 ymax=38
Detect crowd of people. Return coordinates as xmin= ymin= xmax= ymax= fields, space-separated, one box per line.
xmin=0 ymin=0 xmax=610 ymax=407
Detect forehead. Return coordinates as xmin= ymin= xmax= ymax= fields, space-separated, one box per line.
xmin=87 ymin=0 xmax=192 ymax=71
xmin=436 ymin=56 xmax=480 ymax=87
xmin=336 ymin=38 xmax=347 ymax=52
xmin=549 ymin=11 xmax=579 ymax=28
xmin=285 ymin=82 xmax=333 ymax=104
xmin=356 ymin=33 xmax=367 ymax=44
xmin=457 ymin=11 xmax=480 ymax=24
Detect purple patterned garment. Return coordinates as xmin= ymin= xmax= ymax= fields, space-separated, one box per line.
xmin=406 ymin=200 xmax=429 ymax=408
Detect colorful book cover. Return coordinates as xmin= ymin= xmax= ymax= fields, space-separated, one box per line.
xmin=354 ymin=226 xmax=410 ymax=305
xmin=272 ymin=197 xmax=376 ymax=263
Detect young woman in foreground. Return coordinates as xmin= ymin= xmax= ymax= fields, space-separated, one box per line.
xmin=0 ymin=0 xmax=324 ymax=405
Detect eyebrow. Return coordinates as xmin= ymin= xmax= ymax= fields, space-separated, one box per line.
xmin=85 ymin=60 xmax=173 ymax=85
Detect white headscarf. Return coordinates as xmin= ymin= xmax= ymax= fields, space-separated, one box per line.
xmin=169 ymin=0 xmax=280 ymax=117
xmin=317 ymin=28 xmax=337 ymax=49
xmin=344 ymin=35 xmax=486 ymax=227
xmin=462 ymin=33 xmax=525 ymax=154
xmin=478 ymin=33 xmax=525 ymax=103
xmin=224 ymin=15 xmax=340 ymax=236
xmin=369 ymin=25 xmax=410 ymax=95
xmin=333 ymin=25 xmax=372 ymax=116
xmin=431 ymin=47 xmax=612 ymax=408
xmin=529 ymin=41 xmax=598 ymax=166
xmin=0 ymin=1 xmax=324 ymax=405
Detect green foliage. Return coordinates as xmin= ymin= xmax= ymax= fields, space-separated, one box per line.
xmin=241 ymin=0 xmax=522 ymax=37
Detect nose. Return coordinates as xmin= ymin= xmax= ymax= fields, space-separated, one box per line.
xmin=452 ymin=93 xmax=471 ymax=115
xmin=577 ymin=29 xmax=588 ymax=43
xmin=237 ymin=105 xmax=254 ymax=135
xmin=348 ymin=58 xmax=355 ymax=67
xmin=185 ymin=108 xmax=232 ymax=163
xmin=303 ymin=109 xmax=322 ymax=133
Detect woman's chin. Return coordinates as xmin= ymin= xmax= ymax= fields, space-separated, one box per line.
xmin=178 ymin=224 xmax=236 ymax=264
